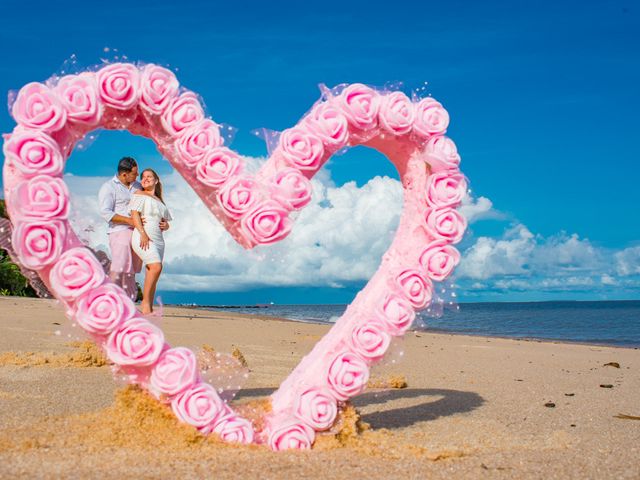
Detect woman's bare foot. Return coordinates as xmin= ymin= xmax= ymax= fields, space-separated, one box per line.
xmin=140 ymin=302 xmax=153 ymax=315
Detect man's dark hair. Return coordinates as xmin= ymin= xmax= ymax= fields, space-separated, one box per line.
xmin=117 ymin=157 xmax=138 ymax=174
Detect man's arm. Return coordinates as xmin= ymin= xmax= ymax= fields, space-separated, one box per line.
xmin=98 ymin=183 xmax=133 ymax=227
xmin=111 ymin=214 xmax=134 ymax=227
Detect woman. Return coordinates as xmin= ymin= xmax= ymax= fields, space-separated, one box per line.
xmin=130 ymin=168 xmax=172 ymax=314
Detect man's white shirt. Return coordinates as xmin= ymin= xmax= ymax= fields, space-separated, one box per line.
xmin=98 ymin=176 xmax=142 ymax=234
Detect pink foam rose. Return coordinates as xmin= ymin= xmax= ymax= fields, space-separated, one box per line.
xmin=11 ymin=82 xmax=66 ymax=132
xmin=171 ymin=382 xmax=227 ymax=433
xmin=337 ymin=83 xmax=380 ymax=131
xmin=426 ymin=172 xmax=467 ymax=208
xmin=304 ymin=103 xmax=349 ymax=148
xmin=241 ymin=201 xmax=292 ymax=245
xmin=377 ymin=293 xmax=416 ymax=335
xmin=350 ymin=321 xmax=391 ymax=362
xmin=74 ymin=284 xmax=136 ymax=335
xmin=424 ymin=135 xmax=461 ymax=173
xmin=105 ymin=317 xmax=165 ymax=367
xmin=395 ymin=268 xmax=432 ymax=309
xmin=425 ymin=208 xmax=467 ymax=244
xmin=295 ymin=387 xmax=338 ymax=431
xmin=217 ymin=177 xmax=258 ymax=219
xmin=55 ymin=73 xmax=102 ymax=126
xmin=278 ymin=127 xmax=325 ymax=171
xmin=161 ymin=92 xmax=205 ymax=136
xmin=195 ymin=147 xmax=242 ymax=187
xmin=49 ymin=247 xmax=106 ymax=301
xmin=96 ymin=63 xmax=141 ymax=110
xmin=13 ymin=175 xmax=69 ymax=220
xmin=11 ymin=220 xmax=66 ymax=270
xmin=150 ymin=347 xmax=199 ymax=397
xmin=140 ymin=64 xmax=179 ymax=115
xmin=378 ymin=92 xmax=414 ymax=135
xmin=419 ymin=240 xmax=461 ymax=282
xmin=413 ymin=98 xmax=450 ymax=138
xmin=3 ymin=129 xmax=64 ymax=177
xmin=213 ymin=414 xmax=255 ymax=444
xmin=268 ymin=419 xmax=315 ymax=451
xmin=271 ymin=168 xmax=312 ymax=209
xmin=327 ymin=351 xmax=370 ymax=401
xmin=177 ymin=119 xmax=223 ymax=168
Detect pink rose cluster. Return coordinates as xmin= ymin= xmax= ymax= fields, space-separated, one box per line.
xmin=267 ymin=242 xmax=464 ymax=452
xmin=419 ymin=136 xmax=467 ymax=284
xmin=5 ymin=65 xmax=469 ymax=450
xmin=4 ymin=62 xmax=257 ymax=447
xmin=9 ymin=63 xmax=174 ymax=134
xmin=8 ymin=62 xmax=197 ymax=152
xmin=267 ymin=345 xmax=375 ymax=450
xmin=48 ymin=248 xmax=251 ymax=442
xmin=44 ymin=248 xmax=248 ymax=441
xmin=271 ymin=85 xmax=451 ymax=174
xmin=233 ymin=85 xmax=454 ymax=249
xmin=269 ymin=319 xmax=387 ymax=450
xmin=166 ymin=95 xmax=305 ymax=249
xmin=3 ymin=63 xmax=186 ymax=274
xmin=171 ymin=382 xmax=254 ymax=443
xmin=266 ymin=93 xmax=466 ymax=451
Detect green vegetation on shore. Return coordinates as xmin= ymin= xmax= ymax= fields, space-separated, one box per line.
xmin=0 ymin=199 xmax=38 ymax=297
xmin=0 ymin=199 xmax=142 ymax=300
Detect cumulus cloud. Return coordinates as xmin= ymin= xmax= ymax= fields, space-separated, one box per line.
xmin=457 ymin=224 xmax=535 ymax=280
xmin=66 ymin=164 xmax=404 ymax=292
xmin=456 ymin=224 xmax=638 ymax=295
xmin=64 ymin=160 xmax=639 ymax=298
xmin=615 ymin=246 xmax=640 ymax=276
xmin=459 ymin=194 xmax=503 ymax=224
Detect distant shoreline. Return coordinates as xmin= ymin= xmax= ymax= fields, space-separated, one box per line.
xmin=189 ymin=300 xmax=640 ymax=350
xmin=171 ymin=298 xmax=640 ymax=308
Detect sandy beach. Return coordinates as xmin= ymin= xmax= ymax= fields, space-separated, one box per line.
xmin=0 ymin=296 xmax=638 ymax=479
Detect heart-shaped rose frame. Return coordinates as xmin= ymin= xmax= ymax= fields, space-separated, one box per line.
xmin=2 ymin=62 xmax=467 ymax=450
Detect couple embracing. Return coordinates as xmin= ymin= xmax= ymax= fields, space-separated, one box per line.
xmin=98 ymin=157 xmax=172 ymax=314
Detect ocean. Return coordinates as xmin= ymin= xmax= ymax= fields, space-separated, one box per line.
xmin=203 ymin=300 xmax=640 ymax=348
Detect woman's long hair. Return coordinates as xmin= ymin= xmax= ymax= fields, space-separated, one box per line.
xmin=142 ymin=168 xmax=164 ymax=204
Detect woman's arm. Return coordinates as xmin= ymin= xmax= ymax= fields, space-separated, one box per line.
xmin=131 ymin=210 xmax=151 ymax=250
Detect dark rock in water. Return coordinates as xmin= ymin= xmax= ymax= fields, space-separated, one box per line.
xmin=544 ymin=402 xmax=556 ymax=408
xmin=603 ymin=362 xmax=621 ymax=368
xmin=600 ymin=384 xmax=614 ymax=388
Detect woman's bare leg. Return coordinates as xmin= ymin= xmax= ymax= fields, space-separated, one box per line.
xmin=141 ymin=262 xmax=162 ymax=314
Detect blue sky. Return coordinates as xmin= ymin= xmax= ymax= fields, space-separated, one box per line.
xmin=1 ymin=0 xmax=639 ymax=304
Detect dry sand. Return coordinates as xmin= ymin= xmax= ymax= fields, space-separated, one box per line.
xmin=0 ymin=296 xmax=638 ymax=479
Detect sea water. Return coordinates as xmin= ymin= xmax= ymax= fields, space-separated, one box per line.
xmin=203 ymin=300 xmax=640 ymax=348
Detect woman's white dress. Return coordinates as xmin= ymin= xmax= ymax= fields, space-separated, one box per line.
xmin=130 ymin=194 xmax=172 ymax=265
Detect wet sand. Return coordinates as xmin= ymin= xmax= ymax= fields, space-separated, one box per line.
xmin=0 ymin=296 xmax=638 ymax=479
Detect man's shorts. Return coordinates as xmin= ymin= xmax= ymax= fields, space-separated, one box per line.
xmin=108 ymin=229 xmax=142 ymax=274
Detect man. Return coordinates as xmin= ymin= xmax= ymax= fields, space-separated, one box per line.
xmin=98 ymin=157 xmax=167 ymax=301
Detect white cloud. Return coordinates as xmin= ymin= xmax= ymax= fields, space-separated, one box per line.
xmin=64 ymin=163 xmax=639 ymax=298
xmin=457 ymin=224 xmax=535 ymax=280
xmin=531 ymin=233 xmax=602 ymax=273
xmin=615 ymin=246 xmax=640 ymax=276
xmin=162 ymin=172 xmax=404 ymax=290
xmin=67 ymin=165 xmax=404 ymax=292
xmin=459 ymin=194 xmax=503 ymax=223
xmin=456 ymin=223 xmax=613 ymax=291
